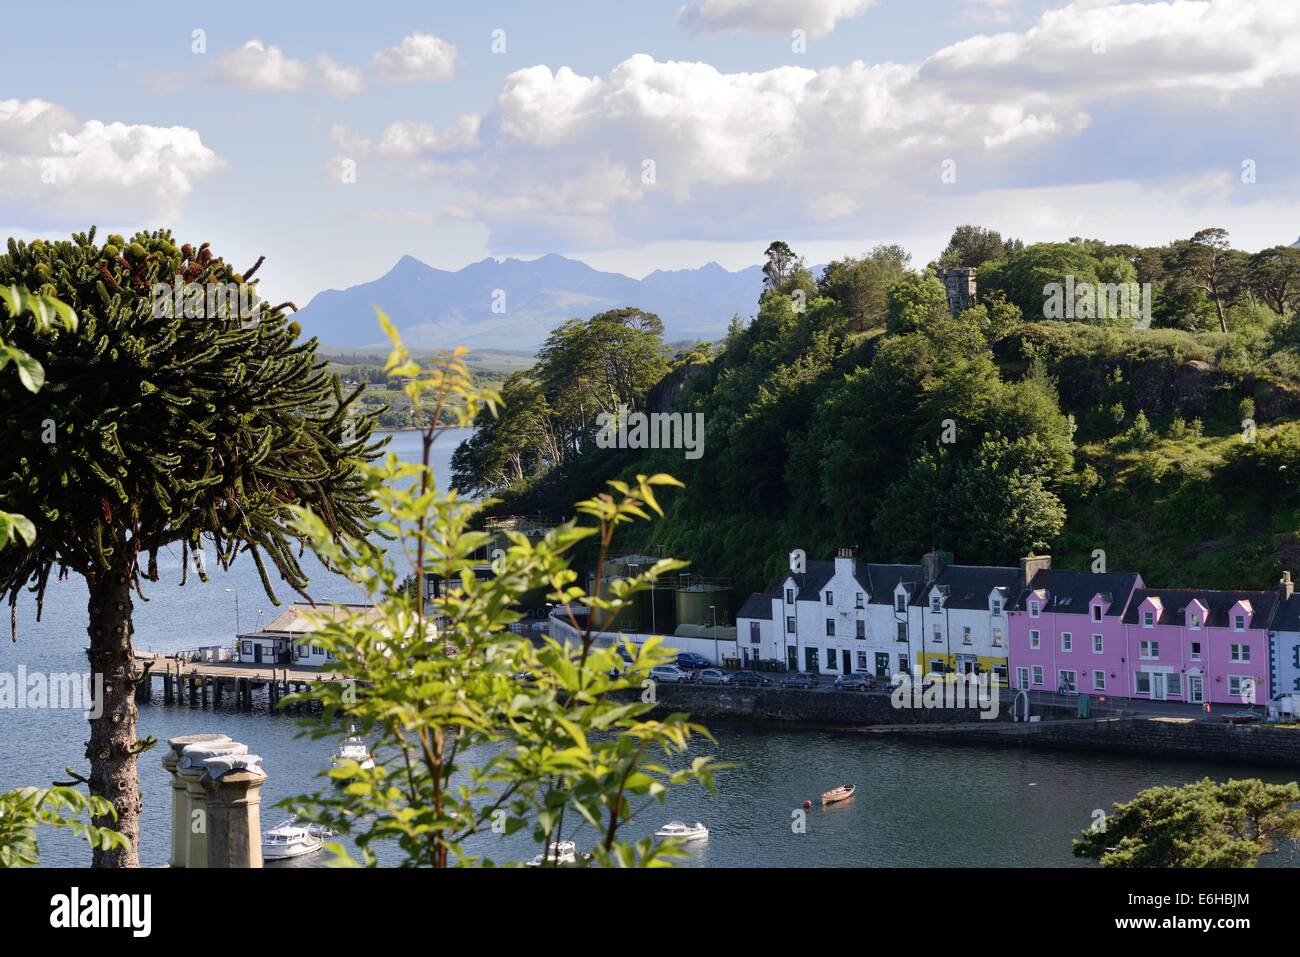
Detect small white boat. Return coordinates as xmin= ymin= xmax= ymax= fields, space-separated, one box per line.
xmin=527 ymin=840 xmax=578 ymax=866
xmin=821 ymin=783 xmax=856 ymax=805
xmin=654 ymin=820 xmax=709 ymax=841
xmin=262 ymin=817 xmax=335 ymax=861
xmin=331 ymin=726 xmax=375 ymax=772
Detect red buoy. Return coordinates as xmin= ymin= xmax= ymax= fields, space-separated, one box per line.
xmin=802 ymin=799 xmax=812 ymax=809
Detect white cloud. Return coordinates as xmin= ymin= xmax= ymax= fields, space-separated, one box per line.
xmin=372 ymin=33 xmax=457 ymax=84
xmin=316 ymin=56 xmax=364 ymax=98
xmin=0 ymin=98 xmax=225 ymax=224
xmin=331 ymin=115 xmax=481 ymax=160
xmin=677 ymin=0 xmax=877 ymax=37
xmin=214 ymin=40 xmax=310 ymax=92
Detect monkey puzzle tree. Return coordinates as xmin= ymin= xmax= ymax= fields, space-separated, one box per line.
xmin=0 ymin=228 xmax=380 ymax=867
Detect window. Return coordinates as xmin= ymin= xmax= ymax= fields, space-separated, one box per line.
xmin=1029 ymin=600 xmax=1040 ymax=618
xmin=825 ymin=591 xmax=833 ymax=606
xmin=1135 ymin=672 xmax=1151 ymax=695
xmin=1031 ymin=666 xmax=1044 ymax=686
xmin=825 ymin=648 xmax=836 ymax=669
xmin=750 ymin=622 xmax=761 ymax=644
xmin=898 ymin=655 xmax=910 ymax=674
xmin=1230 ymin=644 xmax=1251 ymax=663
xmin=896 ymin=622 xmax=907 ymax=642
xmin=1139 ymin=640 xmax=1159 ymax=659
xmin=785 ymin=587 xmax=794 ymax=604
xmin=1091 ymin=604 xmax=1102 ymax=622
xmin=1143 ymin=611 xmax=1155 ymax=627
xmin=931 ymin=596 xmax=942 ymax=612
xmin=826 ymin=619 xmax=835 ymax=637
xmin=312 ymin=645 xmax=324 ymax=656
xmin=1093 ymin=670 xmax=1106 ymax=690
xmin=1030 ymin=630 xmax=1041 ymax=650
xmin=932 ymin=626 xmax=943 ymax=643
xmin=855 ymin=592 xmax=864 ymax=609
xmin=1229 ymin=675 xmax=1254 ymax=699
xmin=1188 ymin=611 xmax=1201 ymax=629
xmin=992 ymin=627 xmax=1004 ymax=647
xmin=1233 ymin=614 xmax=1246 ymax=631
xmin=1092 ymin=634 xmax=1103 ymax=654
xmin=856 ymin=650 xmax=867 ymax=669
xmin=786 ymin=616 xmax=796 ymax=634
xmin=1061 ymin=632 xmax=1073 ymax=652
xmin=1058 ymin=670 xmax=1076 ymax=693
xmin=962 ymin=627 xmax=973 ymax=646
xmin=855 ymin=619 xmax=865 ymax=639
xmin=895 ymin=594 xmax=906 ymax=612
xmin=991 ymin=599 xmax=1002 ymax=616
xmin=929 ymin=659 xmax=946 ymax=674
xmin=1016 ymin=667 xmax=1029 ymax=689
xmin=241 ymin=641 xmax=252 ymax=655
xmin=992 ymin=664 xmax=1008 ymax=685
xmin=1190 ymin=641 xmax=1201 ymax=661
xmin=1167 ymin=673 xmax=1182 ymax=697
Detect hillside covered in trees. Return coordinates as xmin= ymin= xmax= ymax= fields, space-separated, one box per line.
xmin=452 ymin=226 xmax=1300 ymax=594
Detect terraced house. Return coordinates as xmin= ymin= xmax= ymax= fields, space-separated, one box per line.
xmin=1007 ymin=565 xmax=1144 ymax=698
xmin=736 ymin=548 xmax=1019 ymax=683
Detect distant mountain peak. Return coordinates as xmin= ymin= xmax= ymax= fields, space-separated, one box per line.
xmin=295 ymin=254 xmax=765 ymax=351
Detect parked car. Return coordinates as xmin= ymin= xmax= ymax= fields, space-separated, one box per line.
xmin=728 ymin=670 xmax=774 ymax=688
xmin=649 ymin=664 xmax=693 ymax=683
xmin=675 ymin=652 xmax=712 ymax=670
xmin=780 ymin=671 xmax=819 ymax=689
xmin=835 ymin=673 xmax=872 ymax=692
xmin=697 ymin=668 xmax=730 ymax=685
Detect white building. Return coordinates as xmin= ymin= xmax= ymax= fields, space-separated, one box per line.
xmin=736 ymin=548 xmax=1018 ymax=682
xmin=236 ymin=602 xmax=383 ymax=667
xmin=1271 ymin=574 xmax=1300 ymax=697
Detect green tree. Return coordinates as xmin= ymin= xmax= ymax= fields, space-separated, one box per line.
xmin=451 ymin=371 xmax=558 ymax=495
xmin=1248 ymin=245 xmax=1300 ymax=316
xmin=1170 ymin=227 xmax=1240 ymax=334
xmin=938 ymin=224 xmax=1018 ymax=269
xmin=885 ymin=272 xmax=951 ymax=335
xmin=0 ymin=228 xmax=380 ymax=867
xmin=282 ymin=318 xmax=717 ymax=867
xmin=817 ymin=245 xmax=911 ymax=330
xmin=1074 ymin=778 xmax=1300 ymax=867
xmin=762 ymin=240 xmax=798 ymax=292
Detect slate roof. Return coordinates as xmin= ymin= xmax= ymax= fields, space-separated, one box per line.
xmin=928 ymin=565 xmax=1021 ymax=610
xmin=1120 ymin=588 xmax=1279 ymax=628
xmin=1273 ymin=594 xmax=1300 ymax=632
xmin=1009 ymin=569 xmax=1141 ymax=617
xmin=737 ymin=592 xmax=773 ymax=621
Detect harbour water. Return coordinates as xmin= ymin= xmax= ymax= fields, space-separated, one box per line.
xmin=3 ymin=428 xmax=1298 ymax=868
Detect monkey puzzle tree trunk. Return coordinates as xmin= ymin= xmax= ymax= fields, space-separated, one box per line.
xmin=85 ymin=566 xmax=140 ymax=868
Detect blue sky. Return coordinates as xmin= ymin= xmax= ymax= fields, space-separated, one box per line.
xmin=2 ymin=0 xmax=1298 ymax=307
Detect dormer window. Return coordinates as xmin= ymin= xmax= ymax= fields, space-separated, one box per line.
xmin=1091 ymin=605 xmax=1102 ymax=623
xmin=1143 ymin=611 xmax=1155 ymax=627
xmin=1234 ymin=614 xmax=1246 ymax=631
xmin=931 ymin=596 xmax=942 ymax=613
xmin=1188 ymin=612 xmax=1201 ymax=630
xmin=785 ymin=588 xmax=794 ymax=604
xmin=991 ymin=599 xmax=1002 ymax=616
xmin=895 ymin=594 xmax=906 ymax=612
xmin=1028 ymin=600 xmax=1040 ymax=618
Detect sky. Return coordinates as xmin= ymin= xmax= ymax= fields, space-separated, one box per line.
xmin=2 ymin=0 xmax=1299 ymax=307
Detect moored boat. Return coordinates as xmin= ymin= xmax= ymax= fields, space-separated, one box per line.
xmin=262 ymin=816 xmax=335 ymax=861
xmin=821 ymin=783 xmax=855 ymax=805
xmin=654 ymin=820 xmax=709 ymax=841
xmin=331 ymin=725 xmax=375 ymax=772
xmin=526 ymin=840 xmax=578 ymax=866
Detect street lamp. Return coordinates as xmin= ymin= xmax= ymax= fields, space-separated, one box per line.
xmin=709 ymin=603 xmax=719 ymax=667
xmin=223 ymin=587 xmax=240 ymax=634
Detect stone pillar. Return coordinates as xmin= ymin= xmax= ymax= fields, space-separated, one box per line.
xmin=202 ymin=755 xmax=267 ymax=869
xmin=177 ymin=741 xmax=248 ymax=868
xmin=162 ymin=733 xmax=231 ymax=868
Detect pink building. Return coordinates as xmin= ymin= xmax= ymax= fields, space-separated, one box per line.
xmin=1007 ymin=563 xmax=1143 ymax=701
xmin=1117 ymin=589 xmax=1277 ymax=706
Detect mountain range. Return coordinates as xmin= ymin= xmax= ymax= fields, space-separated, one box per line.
xmin=294 ymin=253 xmax=769 ymax=350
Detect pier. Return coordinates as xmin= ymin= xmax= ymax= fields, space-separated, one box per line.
xmin=133 ymin=652 xmax=352 ymax=713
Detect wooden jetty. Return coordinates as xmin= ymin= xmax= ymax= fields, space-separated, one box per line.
xmin=133 ymin=652 xmax=354 ymax=713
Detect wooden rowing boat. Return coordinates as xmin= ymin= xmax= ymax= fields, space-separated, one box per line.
xmin=821 ymin=784 xmax=855 ymax=805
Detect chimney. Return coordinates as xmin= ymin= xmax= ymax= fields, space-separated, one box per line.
xmin=835 ymin=546 xmax=856 ymax=581
xmin=1020 ymin=554 xmax=1052 ymax=589
xmin=922 ymin=550 xmax=947 ymax=583
xmin=1282 ymin=570 xmax=1294 ymax=600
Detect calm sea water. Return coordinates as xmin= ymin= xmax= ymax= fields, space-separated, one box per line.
xmin=3 ymin=428 xmax=1297 ymax=867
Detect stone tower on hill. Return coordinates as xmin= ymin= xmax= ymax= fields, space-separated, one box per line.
xmin=938 ymin=266 xmax=977 ymax=315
